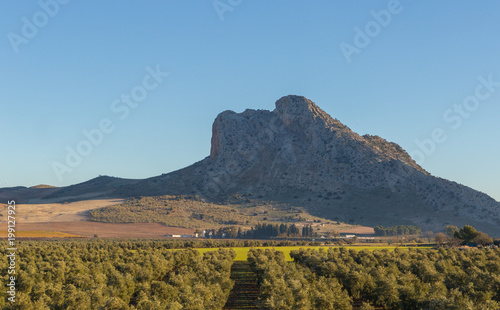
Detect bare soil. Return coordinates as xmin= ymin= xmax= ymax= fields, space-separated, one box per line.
xmin=340 ymin=226 xmax=375 ymax=234
xmin=223 ymin=261 xmax=259 ymax=309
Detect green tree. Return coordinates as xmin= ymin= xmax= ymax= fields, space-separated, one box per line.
xmin=454 ymin=225 xmax=479 ymax=244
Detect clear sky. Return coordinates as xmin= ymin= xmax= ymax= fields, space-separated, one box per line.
xmin=1 ymin=1 xmax=499 ymax=201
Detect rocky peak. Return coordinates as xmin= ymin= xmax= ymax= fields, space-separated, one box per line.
xmin=274 ymin=95 xmax=320 ymax=117
xmin=273 ymin=95 xmax=337 ymax=129
xmin=207 ymin=95 xmax=427 ymax=188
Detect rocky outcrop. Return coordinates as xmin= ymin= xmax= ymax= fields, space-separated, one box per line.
xmin=204 ymin=95 xmax=428 ymax=191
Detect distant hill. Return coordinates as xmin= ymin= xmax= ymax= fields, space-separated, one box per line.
xmin=6 ymin=95 xmax=500 ymax=235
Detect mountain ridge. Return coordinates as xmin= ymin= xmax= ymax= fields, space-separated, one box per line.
xmin=4 ymin=95 xmax=499 ymax=235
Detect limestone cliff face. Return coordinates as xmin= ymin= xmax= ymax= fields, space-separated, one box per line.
xmin=206 ymin=95 xmax=427 ymax=190
xmin=210 ymin=114 xmax=222 ymax=159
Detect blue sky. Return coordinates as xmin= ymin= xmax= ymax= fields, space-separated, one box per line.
xmin=1 ymin=1 xmax=499 ymax=201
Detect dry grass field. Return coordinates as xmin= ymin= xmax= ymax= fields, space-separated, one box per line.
xmin=0 ymin=199 xmax=124 ymax=222
xmin=0 ymin=221 xmax=194 ymax=238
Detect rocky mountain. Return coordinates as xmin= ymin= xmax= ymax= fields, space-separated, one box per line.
xmin=8 ymin=95 xmax=500 ymax=235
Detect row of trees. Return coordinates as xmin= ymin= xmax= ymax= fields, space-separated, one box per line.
xmin=0 ymin=240 xmax=235 ymax=309
xmin=247 ymin=249 xmax=352 ymax=309
xmin=203 ymin=223 xmax=315 ymax=239
xmin=243 ymin=223 xmax=302 ymax=238
xmin=291 ymin=247 xmax=500 ymax=309
xmin=373 ymin=225 xmax=421 ymax=236
xmin=432 ymin=225 xmax=496 ymax=247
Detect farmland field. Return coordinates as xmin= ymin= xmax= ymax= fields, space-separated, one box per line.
xmin=0 ymin=230 xmax=82 ymax=238
xmin=0 ymin=221 xmax=194 ymax=238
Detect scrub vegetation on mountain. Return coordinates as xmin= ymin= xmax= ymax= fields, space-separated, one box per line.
xmin=89 ymin=194 xmax=352 ymax=233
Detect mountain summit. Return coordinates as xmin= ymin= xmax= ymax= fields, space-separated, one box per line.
xmin=25 ymin=95 xmax=500 ymax=234
xmin=206 ymin=95 xmax=428 ymax=195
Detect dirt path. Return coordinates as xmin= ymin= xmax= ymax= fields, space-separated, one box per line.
xmin=223 ymin=261 xmax=260 ymax=310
